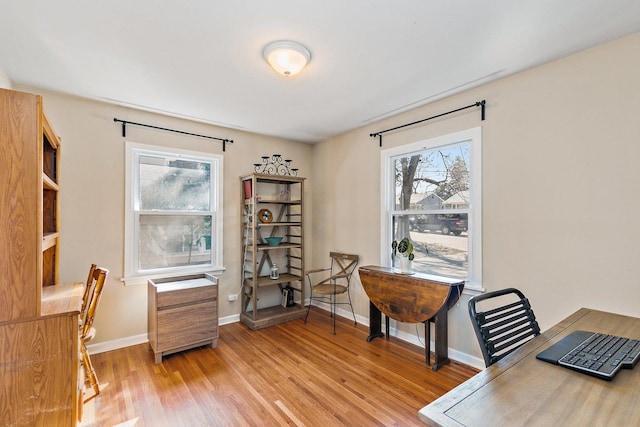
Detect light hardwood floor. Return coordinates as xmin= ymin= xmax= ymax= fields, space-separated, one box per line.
xmin=80 ymin=309 xmax=478 ymax=426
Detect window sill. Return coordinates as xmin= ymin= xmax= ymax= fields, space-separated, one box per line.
xmin=411 ymin=272 xmax=484 ymax=296
xmin=121 ymin=267 xmax=226 ymax=286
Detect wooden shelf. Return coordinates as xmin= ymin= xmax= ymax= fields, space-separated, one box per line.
xmin=244 ymin=273 xmax=302 ymax=288
xmin=242 ymin=173 xmax=302 ymax=185
xmin=244 ymin=199 xmax=302 ymax=206
xmin=244 ymin=243 xmax=302 ymax=253
xmin=43 ymin=172 xmax=59 ymax=191
xmin=255 ymin=221 xmax=302 ymax=227
xmin=257 ymin=242 xmax=301 ymax=251
xmin=239 ymin=304 xmax=307 ymax=330
xmin=240 ymin=173 xmax=305 ymax=329
xmin=43 ymin=232 xmax=59 ymax=251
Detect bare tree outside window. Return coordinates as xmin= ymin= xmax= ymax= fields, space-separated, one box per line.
xmin=392 ymin=143 xmax=470 ymax=278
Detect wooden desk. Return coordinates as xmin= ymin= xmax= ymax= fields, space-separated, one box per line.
xmin=41 ymin=281 xmax=84 ymax=316
xmin=419 ymin=308 xmax=640 ymax=426
xmin=358 ymin=265 xmax=464 ymax=370
xmin=1 ymin=282 xmax=85 ymax=426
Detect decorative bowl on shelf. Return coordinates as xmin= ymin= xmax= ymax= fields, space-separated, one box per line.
xmin=264 ymin=237 xmax=283 ymax=246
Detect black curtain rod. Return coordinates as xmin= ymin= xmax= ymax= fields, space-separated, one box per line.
xmin=370 ymin=100 xmax=486 ymax=147
xmin=113 ymin=118 xmax=234 ymax=151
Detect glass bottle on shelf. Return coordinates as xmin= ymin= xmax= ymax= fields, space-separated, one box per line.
xmin=270 ymin=263 xmax=279 ymax=280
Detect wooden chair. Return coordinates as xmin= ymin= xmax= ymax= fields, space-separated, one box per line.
xmin=80 ymin=264 xmax=97 ymax=316
xmin=80 ymin=266 xmax=109 ymax=402
xmin=305 ymin=252 xmax=359 ymax=334
xmin=468 ymin=287 xmax=541 ymax=367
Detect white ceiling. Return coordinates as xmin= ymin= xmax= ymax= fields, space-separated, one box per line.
xmin=1 ymin=1 xmax=640 ymax=143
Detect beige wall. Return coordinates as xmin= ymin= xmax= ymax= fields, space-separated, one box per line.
xmin=17 ymin=88 xmax=313 ymax=347
xmin=17 ymin=31 xmax=639 ymax=367
xmin=0 ymin=68 xmax=12 ymax=89
xmin=310 ymin=31 xmax=640 ymax=365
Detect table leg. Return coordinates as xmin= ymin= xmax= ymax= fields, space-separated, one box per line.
xmin=385 ymin=315 xmax=390 ymax=340
xmin=367 ymin=301 xmax=384 ymax=342
xmin=425 ymin=320 xmax=431 ymax=366
xmin=432 ymin=307 xmax=451 ymax=371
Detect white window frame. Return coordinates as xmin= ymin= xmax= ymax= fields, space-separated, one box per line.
xmin=122 ymin=141 xmax=224 ymax=286
xmin=380 ymin=127 xmax=483 ymax=291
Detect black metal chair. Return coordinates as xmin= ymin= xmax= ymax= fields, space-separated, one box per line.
xmin=304 ymin=252 xmax=358 ymax=334
xmin=468 ymin=288 xmax=541 ymax=367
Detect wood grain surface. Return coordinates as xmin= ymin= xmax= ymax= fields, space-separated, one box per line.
xmin=420 ymin=308 xmax=640 ymax=427
xmin=81 ymin=308 xmax=478 ymax=426
xmin=359 ymin=265 xmax=463 ymax=323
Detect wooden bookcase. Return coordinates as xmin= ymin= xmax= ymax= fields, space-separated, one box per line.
xmin=240 ymin=173 xmax=306 ymax=329
xmin=42 ymin=112 xmax=61 ymax=287
xmin=0 ymin=88 xmax=81 ymax=425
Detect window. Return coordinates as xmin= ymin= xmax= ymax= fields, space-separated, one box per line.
xmin=381 ymin=127 xmax=482 ymax=290
xmin=124 ymin=142 xmax=223 ymax=285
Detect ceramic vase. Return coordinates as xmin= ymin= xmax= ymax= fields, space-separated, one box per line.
xmin=399 ymin=256 xmax=412 ymax=273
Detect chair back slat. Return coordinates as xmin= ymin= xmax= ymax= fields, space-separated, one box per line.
xmin=480 ymin=299 xmax=531 ymax=323
xmin=80 ymin=265 xmax=109 ymax=402
xmin=491 ymin=328 xmax=539 ymax=354
xmin=481 ymin=303 xmax=536 ymax=337
xmin=469 ymin=288 xmax=540 ymax=367
xmin=328 ymin=252 xmax=359 ymax=287
xmin=81 ymin=267 xmax=109 ymax=339
xmin=80 ymin=263 xmax=97 ymax=317
xmin=485 ymin=317 xmax=535 ymax=341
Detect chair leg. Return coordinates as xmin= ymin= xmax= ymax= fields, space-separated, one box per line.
xmin=331 ymin=294 xmax=337 ymax=335
xmin=347 ymin=291 xmax=357 ymax=326
xmin=305 ymin=288 xmax=313 ymax=323
xmin=81 ymin=342 xmax=100 ymax=403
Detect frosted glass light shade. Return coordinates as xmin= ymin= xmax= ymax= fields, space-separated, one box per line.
xmin=263 ymin=41 xmax=311 ymax=77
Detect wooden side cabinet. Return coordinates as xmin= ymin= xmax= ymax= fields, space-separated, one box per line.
xmin=148 ymin=274 xmax=218 ymax=364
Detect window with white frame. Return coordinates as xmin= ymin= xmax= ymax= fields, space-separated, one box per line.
xmin=124 ymin=142 xmax=223 ymax=285
xmin=381 ymin=127 xmax=482 ymax=290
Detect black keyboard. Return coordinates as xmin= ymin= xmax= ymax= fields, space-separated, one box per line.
xmin=536 ymin=330 xmax=640 ymax=380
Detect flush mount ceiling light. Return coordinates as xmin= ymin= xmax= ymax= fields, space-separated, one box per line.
xmin=263 ymin=40 xmax=311 ymax=77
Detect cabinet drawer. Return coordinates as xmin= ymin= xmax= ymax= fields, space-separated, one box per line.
xmin=156 ymin=301 xmax=218 ymax=351
xmin=157 ymin=282 xmax=217 ymax=308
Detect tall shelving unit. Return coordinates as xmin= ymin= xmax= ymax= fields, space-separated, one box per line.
xmin=240 ymin=173 xmax=306 ymax=330
xmin=0 ymin=88 xmax=82 ymax=425
xmin=42 ymin=102 xmax=61 ymax=287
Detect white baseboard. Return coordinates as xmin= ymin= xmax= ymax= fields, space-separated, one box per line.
xmin=391 ymin=324 xmax=484 ymax=370
xmin=307 ymin=299 xmax=484 ymax=370
xmin=86 ymin=333 xmax=148 ymax=355
xmin=219 ymin=313 xmax=240 ymax=326
xmin=87 ymin=304 xmax=484 ymax=370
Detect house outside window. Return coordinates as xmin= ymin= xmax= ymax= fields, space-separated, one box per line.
xmin=381 ymin=127 xmax=482 ymax=290
xmin=124 ymin=142 xmax=223 ymax=285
